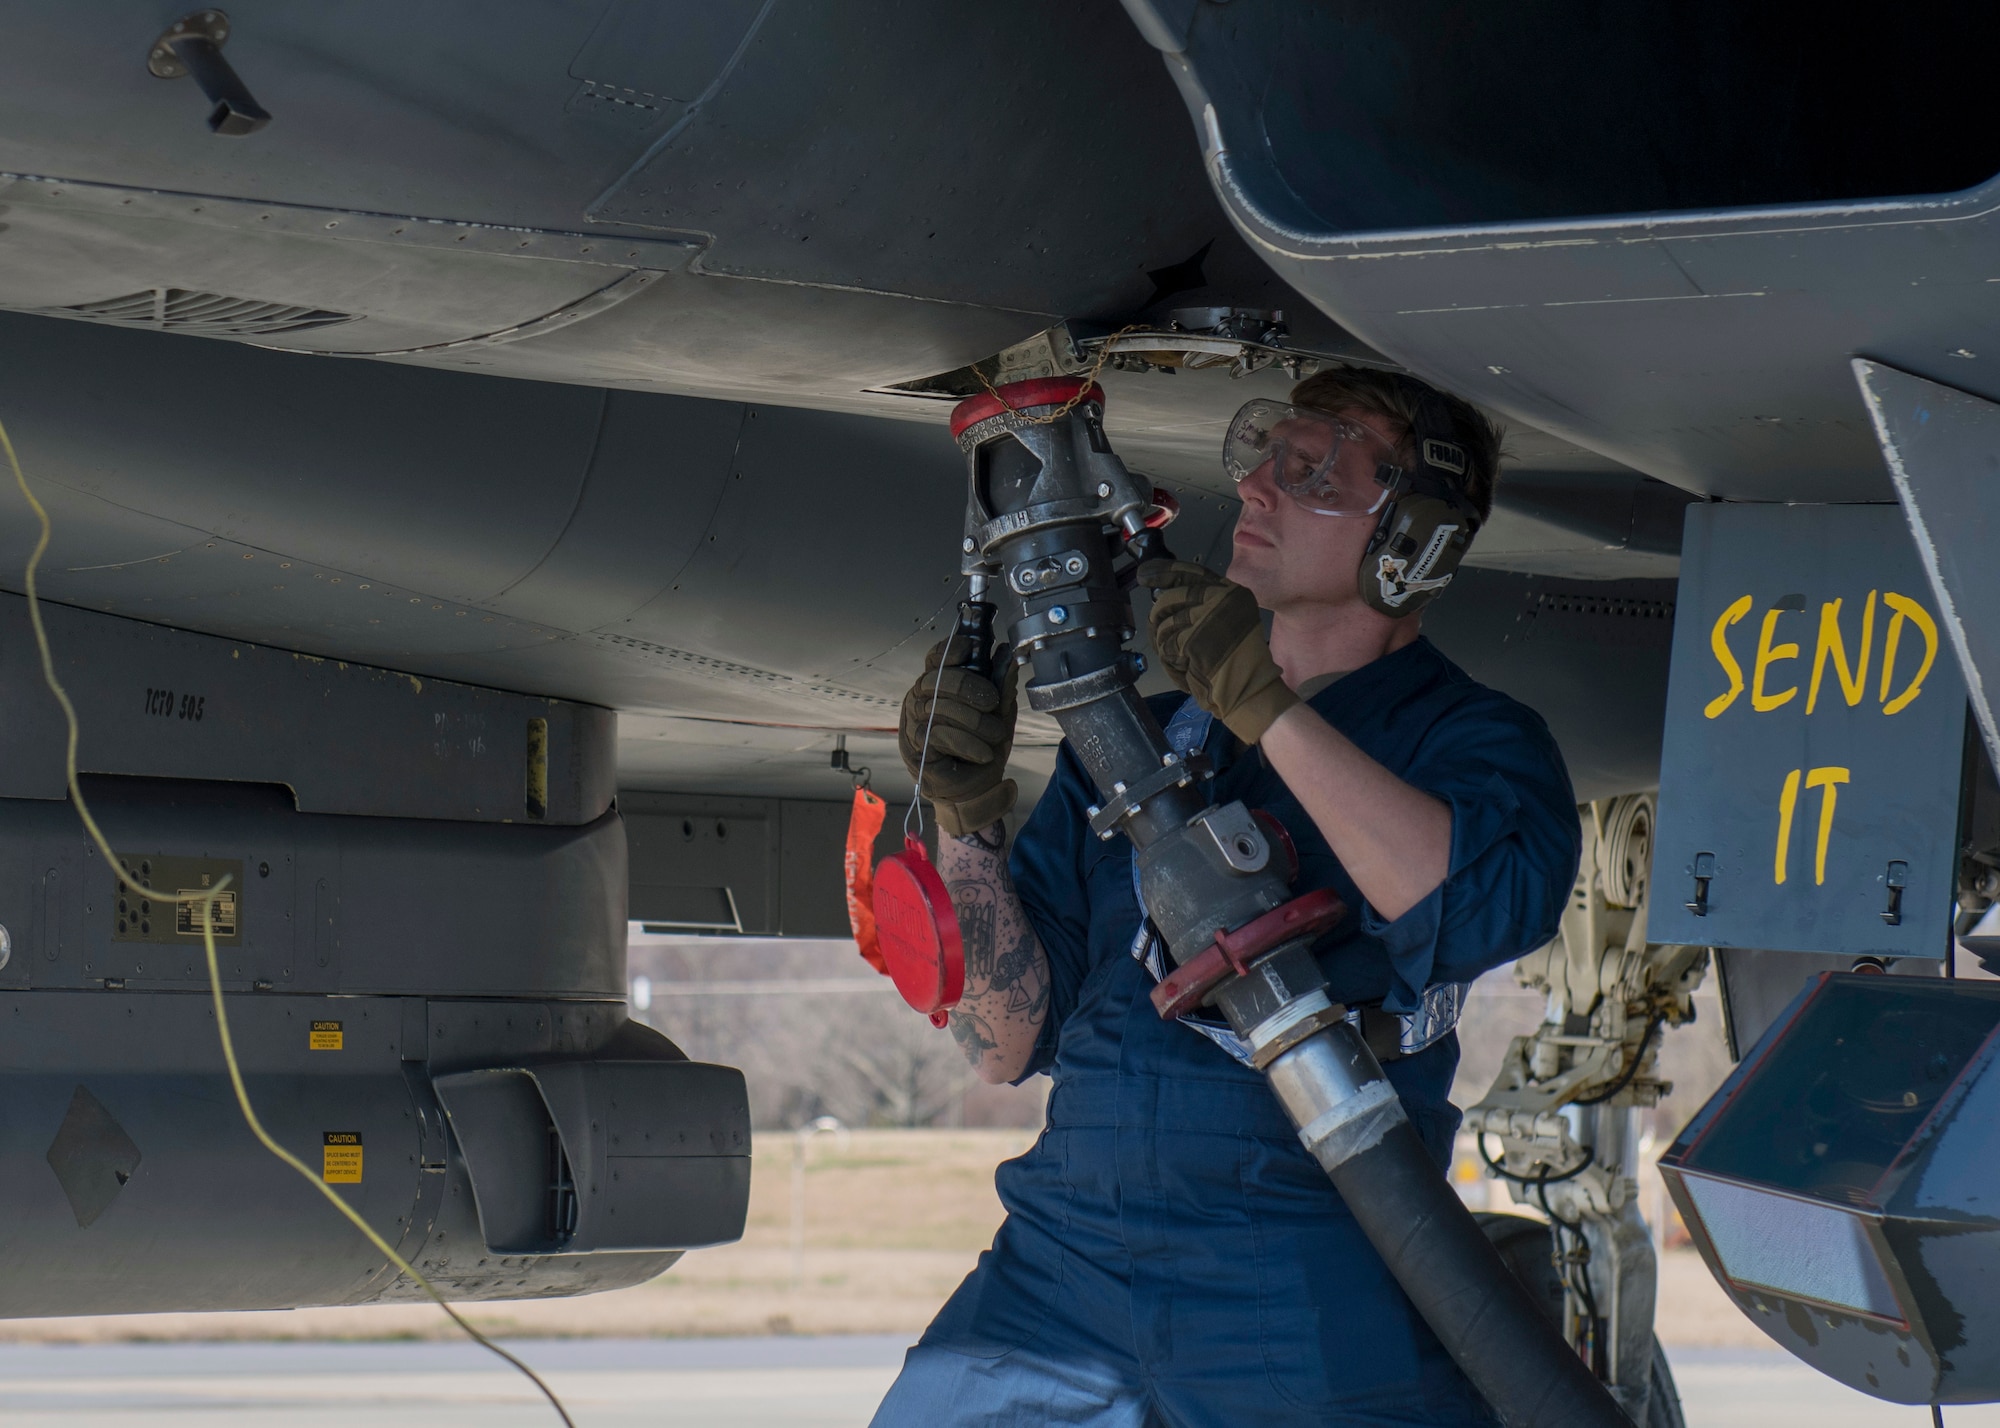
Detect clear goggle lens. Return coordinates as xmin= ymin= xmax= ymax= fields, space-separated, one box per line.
xmin=1222 ymin=398 xmax=1395 ymax=517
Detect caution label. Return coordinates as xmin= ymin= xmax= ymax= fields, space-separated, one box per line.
xmin=322 ymin=1131 xmax=363 ymax=1183
xmin=308 ymin=1020 xmax=344 ymax=1051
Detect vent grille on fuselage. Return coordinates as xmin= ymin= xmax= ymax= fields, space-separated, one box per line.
xmin=43 ymin=288 xmax=360 ymax=337
xmin=1531 ymin=592 xmax=1675 ymax=621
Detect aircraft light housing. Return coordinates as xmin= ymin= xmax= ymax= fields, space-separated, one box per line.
xmin=1661 ymin=973 xmax=2000 ymax=1404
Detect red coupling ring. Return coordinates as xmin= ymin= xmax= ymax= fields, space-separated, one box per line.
xmin=1149 ymin=887 xmax=1347 ymax=1021
xmin=949 ymin=377 xmax=1105 ymax=440
xmin=1142 ymin=487 xmax=1180 ymax=530
xmin=873 ymin=836 xmax=966 ymax=1028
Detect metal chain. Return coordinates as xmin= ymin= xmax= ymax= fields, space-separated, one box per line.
xmin=971 ymin=325 xmax=1145 ymax=425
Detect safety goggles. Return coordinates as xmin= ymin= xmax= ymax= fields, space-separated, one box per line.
xmin=1222 ymin=398 xmax=1400 ymax=517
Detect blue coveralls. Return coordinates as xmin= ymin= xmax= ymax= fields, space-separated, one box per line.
xmin=872 ymin=637 xmax=1581 ymax=1427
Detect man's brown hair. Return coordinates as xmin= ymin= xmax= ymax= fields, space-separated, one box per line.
xmin=1289 ymin=366 xmax=1503 ymax=522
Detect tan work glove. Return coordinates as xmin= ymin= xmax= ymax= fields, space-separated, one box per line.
xmin=1138 ymin=560 xmax=1300 ymax=745
xmin=898 ymin=635 xmax=1020 ymax=836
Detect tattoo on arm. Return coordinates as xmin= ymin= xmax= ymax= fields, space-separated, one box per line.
xmin=953 ymin=884 xmax=999 ymax=982
xmin=990 ymin=927 xmax=1049 ymax=1018
xmin=935 ymin=826 xmax=1051 ymax=1078
xmin=948 ymin=1010 xmax=997 ymax=1059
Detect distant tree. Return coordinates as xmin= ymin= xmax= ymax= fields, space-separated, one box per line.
xmin=628 ymin=937 xmax=990 ymax=1130
xmin=822 ymin=995 xmax=979 ymax=1128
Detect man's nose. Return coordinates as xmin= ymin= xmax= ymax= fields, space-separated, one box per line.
xmin=1238 ymin=457 xmax=1280 ymax=509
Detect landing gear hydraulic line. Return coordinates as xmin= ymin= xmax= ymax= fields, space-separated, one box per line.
xmin=947 ymin=377 xmax=1626 ymax=1428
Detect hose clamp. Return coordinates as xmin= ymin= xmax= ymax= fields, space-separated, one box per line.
xmin=1086 ymin=750 xmax=1210 ymax=838
xmin=1026 ymin=655 xmax=1143 ymax=713
xmin=1148 ymin=887 xmax=1346 ymax=1018
xmin=1294 ymin=1079 xmax=1407 ymax=1169
xmin=1248 ymin=995 xmax=1352 ymax=1071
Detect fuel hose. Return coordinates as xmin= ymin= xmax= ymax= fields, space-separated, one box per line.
xmin=1219 ymin=953 xmax=1626 ymax=1428
xmin=947 ymin=376 xmax=1628 ymax=1428
xmin=1337 ymin=1120 xmax=1624 ymax=1425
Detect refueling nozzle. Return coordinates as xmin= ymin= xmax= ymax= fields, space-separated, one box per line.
xmin=937 ymin=375 xmax=1628 ymax=1428
xmin=950 ymin=376 xmax=1294 ymax=945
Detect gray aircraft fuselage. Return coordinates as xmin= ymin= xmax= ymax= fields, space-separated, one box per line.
xmin=0 ymin=0 xmax=1992 ymax=1339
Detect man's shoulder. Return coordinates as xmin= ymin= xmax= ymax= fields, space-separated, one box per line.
xmin=1418 ymin=641 xmax=1569 ymax=755
xmin=1410 ymin=639 xmax=1547 ymax=725
xmin=1404 ymin=643 xmax=1574 ymax=805
xmin=1322 ymin=638 xmax=1566 ymax=771
xmin=1314 ymin=637 xmax=1519 ymax=723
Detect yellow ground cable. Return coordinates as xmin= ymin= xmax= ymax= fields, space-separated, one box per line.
xmin=1 ymin=416 xmax=577 ymax=1428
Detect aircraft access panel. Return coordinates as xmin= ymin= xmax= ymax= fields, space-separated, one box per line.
xmin=1651 ymin=503 xmax=1965 ymax=959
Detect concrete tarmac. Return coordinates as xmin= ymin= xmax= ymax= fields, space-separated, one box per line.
xmin=0 ymin=1337 xmax=1995 ymax=1426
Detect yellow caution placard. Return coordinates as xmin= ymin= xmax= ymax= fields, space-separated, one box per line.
xmin=308 ymin=1020 xmax=343 ymax=1051
xmin=322 ymin=1131 xmax=363 ymax=1183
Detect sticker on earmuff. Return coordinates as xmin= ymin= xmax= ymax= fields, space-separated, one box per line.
xmin=1375 ymin=553 xmax=1457 ymax=608
xmin=1410 ymin=522 xmax=1461 ymax=580
xmin=1421 ymin=438 xmax=1467 ymax=475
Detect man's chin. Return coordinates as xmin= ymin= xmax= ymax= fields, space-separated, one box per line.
xmin=1224 ymin=553 xmax=1271 ymax=600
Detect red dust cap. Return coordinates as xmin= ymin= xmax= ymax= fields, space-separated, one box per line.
xmin=949 ymin=377 xmax=1106 ymax=440
xmin=873 ymin=836 xmax=965 ymax=1025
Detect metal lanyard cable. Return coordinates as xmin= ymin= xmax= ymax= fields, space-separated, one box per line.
xmin=903 ymin=577 xmax=968 ymax=844
xmin=0 ymin=416 xmax=578 ymax=1428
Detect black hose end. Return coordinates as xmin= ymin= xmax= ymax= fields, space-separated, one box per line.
xmin=1329 ymin=1121 xmax=1630 ymax=1428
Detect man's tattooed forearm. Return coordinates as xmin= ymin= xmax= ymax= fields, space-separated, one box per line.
xmin=1022 ymin=971 xmax=1049 ymax=1020
xmin=953 ymin=885 xmax=998 ymax=981
xmin=949 ymin=1010 xmax=997 ymax=1061
xmin=935 ymin=831 xmax=1049 ymax=1075
xmin=953 ymin=821 xmax=1006 ymax=852
xmin=990 ymin=927 xmax=1048 ymax=1016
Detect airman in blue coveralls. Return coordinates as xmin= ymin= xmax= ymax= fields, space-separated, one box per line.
xmin=872 ymin=367 xmax=1580 ymax=1426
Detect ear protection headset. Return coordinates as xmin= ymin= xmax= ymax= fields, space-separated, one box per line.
xmin=1359 ymin=384 xmax=1481 ymax=617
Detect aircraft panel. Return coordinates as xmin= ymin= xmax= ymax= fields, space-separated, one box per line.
xmin=589 ymin=1 xmax=1230 ymax=315
xmin=0 ymin=304 xmax=1677 ymax=804
xmin=1128 ymin=0 xmax=2000 ymax=504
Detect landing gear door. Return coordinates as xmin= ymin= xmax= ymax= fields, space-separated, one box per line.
xmin=1649 ymin=503 xmax=1965 ymax=959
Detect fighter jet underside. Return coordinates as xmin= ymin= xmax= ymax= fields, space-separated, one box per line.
xmin=1 ymin=1 xmax=1998 ymax=1418
xmin=0 ymin=0 xmax=1701 ymax=812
